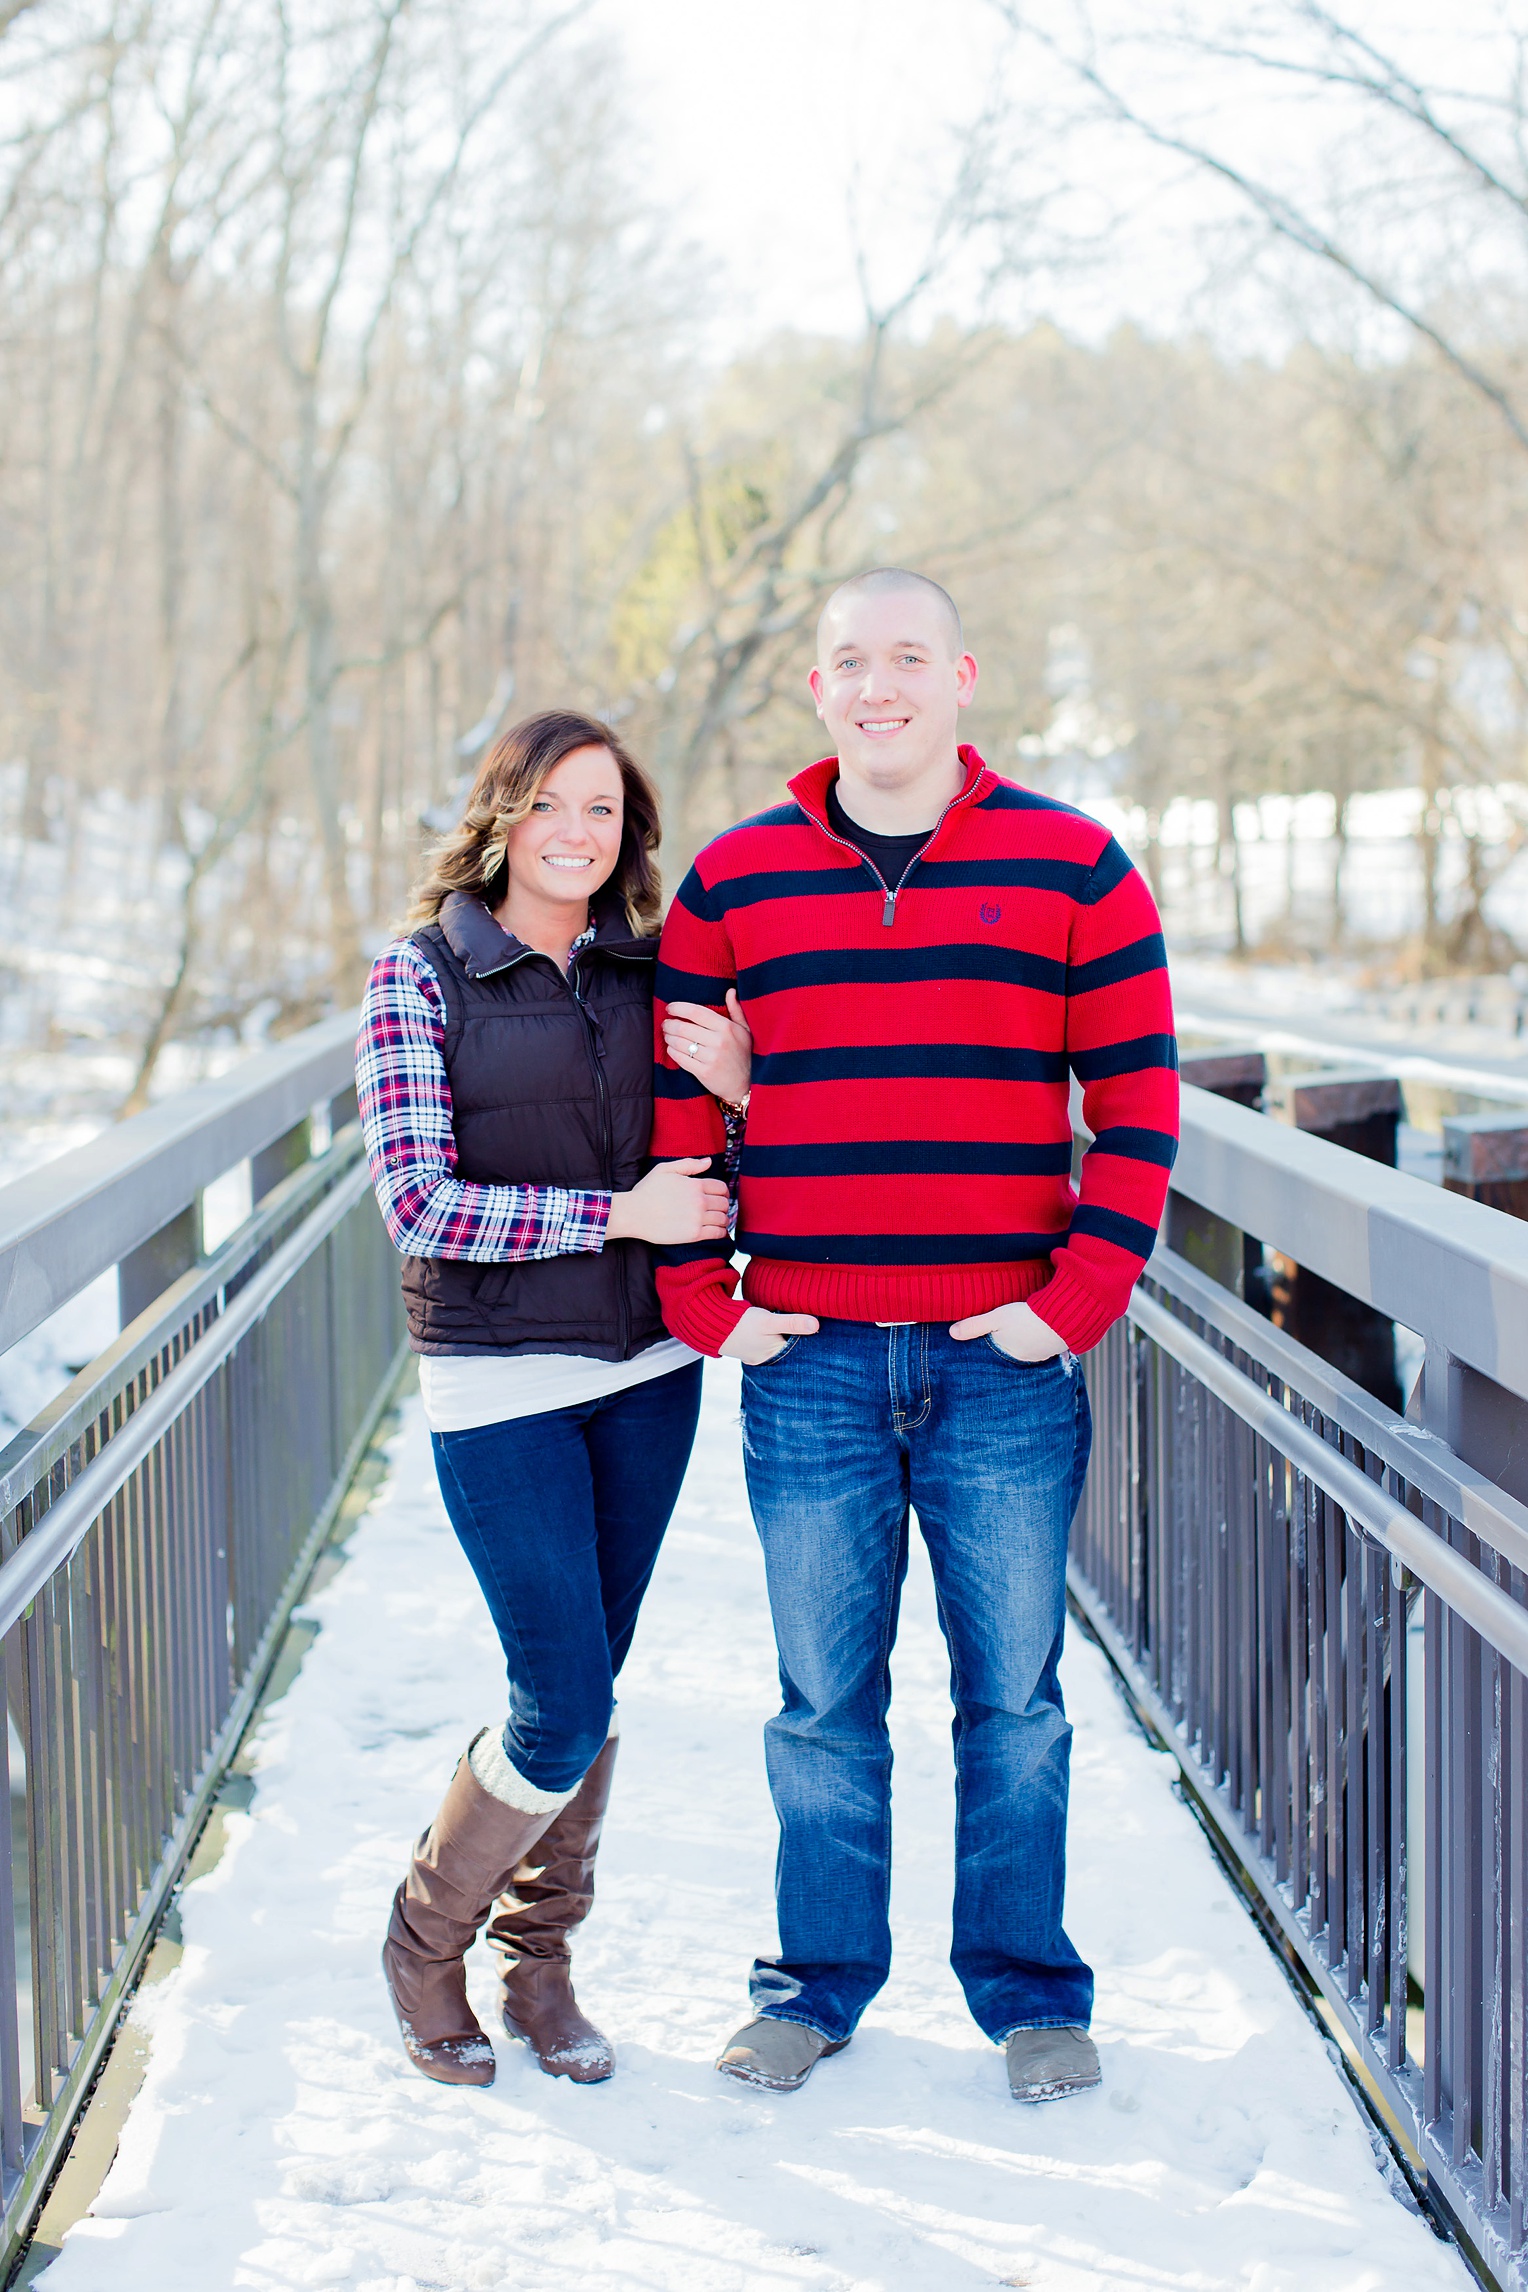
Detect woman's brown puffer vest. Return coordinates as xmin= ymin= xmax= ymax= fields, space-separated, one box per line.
xmin=401 ymin=889 xmax=666 ymax=1360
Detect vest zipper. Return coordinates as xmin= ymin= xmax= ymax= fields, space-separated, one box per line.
xmin=569 ymin=956 xmax=629 ymax=1357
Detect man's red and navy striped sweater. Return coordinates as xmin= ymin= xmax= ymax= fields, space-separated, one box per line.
xmin=651 ymin=746 xmax=1179 ymax=1357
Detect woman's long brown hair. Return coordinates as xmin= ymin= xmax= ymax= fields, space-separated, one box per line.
xmin=405 ymin=710 xmax=663 ymax=936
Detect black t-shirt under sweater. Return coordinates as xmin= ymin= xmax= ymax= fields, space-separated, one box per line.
xmin=824 ymin=779 xmax=930 ymax=888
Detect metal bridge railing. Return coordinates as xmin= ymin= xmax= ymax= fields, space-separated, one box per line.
xmin=1071 ymin=1084 xmax=1528 ymax=2291
xmin=5 ymin=1034 xmax=1528 ymax=2277
xmin=0 ymin=1016 xmax=406 ymax=2268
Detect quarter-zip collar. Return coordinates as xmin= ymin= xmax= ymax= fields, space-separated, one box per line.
xmin=437 ymin=889 xmax=656 ymax=981
xmin=787 ymin=743 xmax=993 ymax=924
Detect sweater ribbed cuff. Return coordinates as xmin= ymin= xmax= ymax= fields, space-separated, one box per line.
xmin=673 ymin=1283 xmax=750 ymax=1358
xmin=1025 ymin=1258 xmax=1127 ymax=1354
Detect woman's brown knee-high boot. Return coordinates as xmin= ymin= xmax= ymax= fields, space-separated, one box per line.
xmin=382 ymin=1735 xmax=563 ymax=2086
xmin=487 ymin=1734 xmax=618 ymax=2082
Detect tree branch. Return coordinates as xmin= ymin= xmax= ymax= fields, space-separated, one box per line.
xmin=991 ymin=2 xmax=1528 ymax=454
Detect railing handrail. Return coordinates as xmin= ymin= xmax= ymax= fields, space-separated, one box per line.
xmin=1176 ymin=1000 xmax=1528 ymax=1111
xmin=1172 ymin=1078 xmax=1528 ymax=1406
xmin=1131 ymin=1276 xmax=1528 ymax=1676
xmin=1078 ymin=1230 xmax=1528 ymax=2287
xmin=0 ymin=1092 xmax=407 ymax=2268
xmin=1146 ymin=1245 xmax=1528 ymax=1577
xmin=0 ymin=1156 xmax=370 ymax=1637
xmin=0 ymin=1008 xmax=359 ymax=1353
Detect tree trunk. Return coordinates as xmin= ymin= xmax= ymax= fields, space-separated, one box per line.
xmin=1141 ymin=808 xmax=1164 ymax=908
xmin=1417 ymin=731 xmax=1446 ymax=973
xmin=1330 ymin=792 xmax=1350 ymax=952
xmin=1218 ymin=787 xmax=1245 ymax=954
xmin=155 ymin=259 xmax=186 ymax=852
xmin=296 ymin=382 xmax=365 ymax=999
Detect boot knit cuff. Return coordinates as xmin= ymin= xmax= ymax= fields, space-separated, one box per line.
xmin=468 ymin=1728 xmax=579 ymax=1815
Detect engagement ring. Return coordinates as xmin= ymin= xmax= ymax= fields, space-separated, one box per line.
xmin=688 ymin=1041 xmax=700 ymax=1057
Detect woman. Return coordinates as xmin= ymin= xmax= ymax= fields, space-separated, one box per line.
xmin=356 ymin=710 xmax=750 ymax=2090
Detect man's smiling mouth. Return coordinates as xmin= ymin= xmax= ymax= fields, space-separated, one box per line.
xmin=857 ymin=717 xmax=910 ymax=738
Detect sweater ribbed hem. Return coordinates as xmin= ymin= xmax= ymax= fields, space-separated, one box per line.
xmin=741 ymin=1256 xmax=1054 ymax=1329
xmin=662 ymin=1254 xmax=1137 ymax=1357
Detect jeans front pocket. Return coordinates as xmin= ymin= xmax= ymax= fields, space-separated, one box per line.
xmin=981 ymin=1333 xmax=1076 ymax=1374
xmin=743 ymin=1334 xmax=802 ymax=1371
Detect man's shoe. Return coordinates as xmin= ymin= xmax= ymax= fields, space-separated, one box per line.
xmin=716 ymin=2017 xmax=849 ymax=2092
xmin=1005 ymin=2025 xmax=1101 ymax=2102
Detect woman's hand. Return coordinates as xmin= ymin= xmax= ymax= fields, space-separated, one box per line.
xmin=949 ymin=1300 xmax=1068 ymax=1361
xmin=606 ymin=1159 xmax=731 ymax=1247
xmin=663 ymin=989 xmax=752 ymax=1106
xmin=719 ymin=1305 xmax=819 ymax=1363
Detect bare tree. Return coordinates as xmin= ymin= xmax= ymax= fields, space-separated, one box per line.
xmin=616 ymin=126 xmax=1107 ymax=857
xmin=989 ymin=1 xmax=1528 ymax=453
xmin=0 ymin=0 xmax=705 ymax=1109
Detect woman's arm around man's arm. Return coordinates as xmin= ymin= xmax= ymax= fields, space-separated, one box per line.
xmin=357 ymin=940 xmax=612 ymax=1262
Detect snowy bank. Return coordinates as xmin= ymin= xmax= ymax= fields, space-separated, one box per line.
xmin=40 ymin=1365 xmax=1469 ymax=2292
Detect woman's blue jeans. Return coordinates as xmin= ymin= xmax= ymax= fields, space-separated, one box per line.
xmin=430 ymin=1361 xmax=703 ymax=1794
xmin=740 ymin=1319 xmax=1093 ymax=2045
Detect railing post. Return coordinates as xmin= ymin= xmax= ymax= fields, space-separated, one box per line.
xmin=1165 ymin=1194 xmax=1246 ymax=1293
xmin=1169 ymin=1052 xmax=1266 ymax=1299
xmin=1443 ymin=1112 xmax=1528 ymax=1222
xmin=117 ymin=1205 xmax=199 ymax=1328
xmin=1446 ymin=1356 xmax=1528 ymax=1511
xmin=1264 ymin=1070 xmax=1402 ymax=1409
xmin=1267 ymin=1069 xmax=1401 ymax=1165
xmin=251 ymin=1121 xmax=311 ymax=1204
xmin=1178 ymin=1049 xmax=1265 ymax=1109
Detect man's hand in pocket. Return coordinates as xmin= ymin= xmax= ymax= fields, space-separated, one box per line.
xmin=720 ymin=1307 xmax=820 ymax=1365
xmin=949 ymin=1301 xmax=1068 ymax=1362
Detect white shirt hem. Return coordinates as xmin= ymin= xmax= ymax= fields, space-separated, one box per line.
xmin=418 ymin=1338 xmax=698 ymax=1433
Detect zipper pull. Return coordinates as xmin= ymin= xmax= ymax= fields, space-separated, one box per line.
xmin=882 ymin=891 xmax=897 ymax=928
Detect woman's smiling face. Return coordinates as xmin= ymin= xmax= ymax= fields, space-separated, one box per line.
xmin=501 ymin=743 xmax=625 ymax=917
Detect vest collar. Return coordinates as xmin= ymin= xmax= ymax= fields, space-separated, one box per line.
xmin=436 ymin=890 xmax=655 ymax=980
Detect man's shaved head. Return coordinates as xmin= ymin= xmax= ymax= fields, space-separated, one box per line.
xmin=816 ymin=568 xmax=963 ymax=660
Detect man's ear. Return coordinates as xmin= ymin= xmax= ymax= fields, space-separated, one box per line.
xmin=808 ymin=665 xmax=825 ymax=717
xmin=955 ymin=652 xmax=979 ymax=708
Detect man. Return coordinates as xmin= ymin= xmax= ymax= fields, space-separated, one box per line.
xmin=653 ymin=568 xmax=1177 ymax=2102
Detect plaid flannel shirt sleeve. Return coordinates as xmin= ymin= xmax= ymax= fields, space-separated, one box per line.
xmin=355 ymin=939 xmax=612 ymax=1262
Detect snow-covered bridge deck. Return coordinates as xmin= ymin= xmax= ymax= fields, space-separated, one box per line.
xmin=42 ymin=1367 xmax=1466 ymax=2292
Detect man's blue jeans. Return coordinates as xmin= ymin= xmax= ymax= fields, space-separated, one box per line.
xmin=431 ymin=1362 xmax=703 ymax=1794
xmin=740 ymin=1319 xmax=1093 ymax=2045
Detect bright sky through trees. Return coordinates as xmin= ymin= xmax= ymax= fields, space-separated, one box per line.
xmin=5 ymin=0 xmax=1528 ymax=1130
xmin=605 ymin=0 xmax=1523 ymax=348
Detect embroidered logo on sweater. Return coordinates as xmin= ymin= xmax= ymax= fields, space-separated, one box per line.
xmin=979 ymin=901 xmax=1003 ymax=924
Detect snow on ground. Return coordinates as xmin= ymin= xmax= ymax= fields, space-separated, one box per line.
xmin=42 ymin=1366 xmax=1468 ymax=2292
